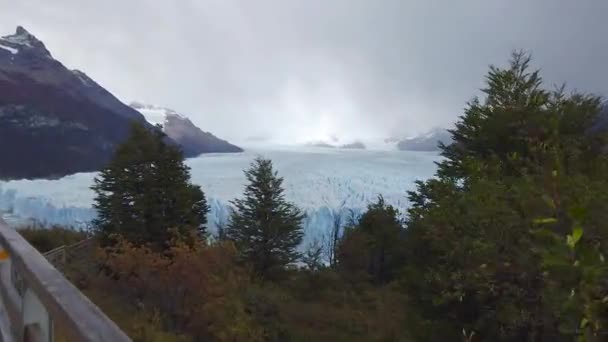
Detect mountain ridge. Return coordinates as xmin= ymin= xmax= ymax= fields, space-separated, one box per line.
xmin=131 ymin=102 xmax=243 ymax=155
xmin=0 ymin=26 xmax=156 ymax=179
xmin=394 ymin=127 xmax=452 ymax=151
xmin=0 ymin=26 xmax=239 ymax=180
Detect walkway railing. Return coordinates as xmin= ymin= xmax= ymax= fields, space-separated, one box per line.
xmin=0 ymin=220 xmax=131 ymax=342
xmin=42 ymin=238 xmax=95 ymax=274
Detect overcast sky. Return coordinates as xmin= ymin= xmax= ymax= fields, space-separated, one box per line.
xmin=1 ymin=0 xmax=607 ymax=143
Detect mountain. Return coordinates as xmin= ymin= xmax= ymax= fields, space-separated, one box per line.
xmin=396 ymin=128 xmax=452 ymax=151
xmin=0 ymin=26 xmax=153 ymax=180
xmin=340 ymin=141 xmax=366 ymax=149
xmin=306 ymin=140 xmax=336 ymax=148
xmin=130 ymin=103 xmax=243 ymax=155
xmin=304 ymin=140 xmax=366 ymax=149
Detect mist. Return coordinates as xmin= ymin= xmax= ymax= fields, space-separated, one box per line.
xmin=1 ymin=0 xmax=606 ymax=143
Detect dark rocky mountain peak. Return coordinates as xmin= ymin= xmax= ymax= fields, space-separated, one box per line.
xmin=0 ymin=26 xmax=51 ymax=58
xmin=0 ymin=26 xmax=242 ymax=180
xmin=0 ymin=26 xmax=152 ymax=179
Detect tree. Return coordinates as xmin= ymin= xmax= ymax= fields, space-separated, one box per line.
xmin=92 ymin=122 xmax=208 ymax=250
xmin=337 ymin=196 xmax=404 ymax=284
xmin=438 ymin=51 xmax=550 ymax=181
xmin=302 ymin=238 xmax=324 ymax=271
xmin=226 ymin=158 xmax=304 ymax=280
xmin=401 ymin=52 xmax=608 ymax=340
xmin=323 ymin=204 xmax=345 ymax=268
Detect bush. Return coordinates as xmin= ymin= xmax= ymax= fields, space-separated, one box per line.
xmin=97 ymin=236 xmax=264 ymax=341
xmin=17 ymin=225 xmax=90 ymax=252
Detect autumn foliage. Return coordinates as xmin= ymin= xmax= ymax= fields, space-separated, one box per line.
xmin=95 ymin=235 xmax=264 ymax=341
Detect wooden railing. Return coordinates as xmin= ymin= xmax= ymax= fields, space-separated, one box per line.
xmin=42 ymin=238 xmax=95 ymax=273
xmin=0 ymin=220 xmax=131 ymax=341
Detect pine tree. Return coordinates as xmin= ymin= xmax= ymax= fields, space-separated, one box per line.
xmin=226 ymin=158 xmax=304 ymax=279
xmin=401 ymin=52 xmax=608 ymax=340
xmin=337 ymin=196 xmax=404 ymax=284
xmin=438 ymin=51 xmax=551 ymax=180
xmin=92 ymin=122 xmax=208 ymax=250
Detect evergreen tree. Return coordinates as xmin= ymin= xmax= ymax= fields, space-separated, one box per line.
xmin=337 ymin=196 xmax=404 ymax=284
xmin=92 ymin=122 xmax=208 ymax=250
xmin=302 ymin=238 xmax=324 ymax=272
xmin=401 ymin=52 xmax=608 ymax=340
xmin=226 ymin=158 xmax=304 ymax=279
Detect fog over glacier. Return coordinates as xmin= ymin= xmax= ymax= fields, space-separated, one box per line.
xmin=1 ymin=1 xmax=606 ymax=143
xmin=0 ymin=148 xmax=440 ymax=243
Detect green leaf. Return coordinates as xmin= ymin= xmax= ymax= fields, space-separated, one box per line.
xmin=567 ymin=236 xmax=574 ymax=248
xmin=572 ymin=226 xmax=583 ymax=245
xmin=533 ymin=217 xmax=558 ymax=225
xmin=567 ymin=226 xmax=583 ymax=249
xmin=580 ymin=318 xmax=589 ymax=329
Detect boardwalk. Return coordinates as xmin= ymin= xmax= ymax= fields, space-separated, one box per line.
xmin=0 ymin=220 xmax=130 ymax=342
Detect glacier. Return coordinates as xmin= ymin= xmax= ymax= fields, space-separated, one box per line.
xmin=0 ymin=146 xmax=440 ymax=243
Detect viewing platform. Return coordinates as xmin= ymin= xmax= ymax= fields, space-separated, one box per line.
xmin=0 ymin=220 xmax=130 ymax=342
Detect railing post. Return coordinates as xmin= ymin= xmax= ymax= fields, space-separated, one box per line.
xmin=22 ymin=288 xmax=51 ymax=342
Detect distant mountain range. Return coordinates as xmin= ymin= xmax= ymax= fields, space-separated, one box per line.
xmin=341 ymin=141 xmax=366 ymax=149
xmin=305 ymin=140 xmax=367 ymax=150
xmin=302 ymin=128 xmax=452 ymax=152
xmin=130 ymin=103 xmax=242 ymax=155
xmin=0 ymin=26 xmax=241 ymax=180
xmin=394 ymin=128 xmax=452 ymax=151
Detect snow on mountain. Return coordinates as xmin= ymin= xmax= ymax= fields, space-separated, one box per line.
xmin=0 ymin=42 xmax=18 ymax=55
xmin=0 ymin=148 xmax=441 ymax=244
xmin=395 ymin=128 xmax=452 ymax=151
xmin=0 ymin=26 xmax=53 ymax=59
xmin=130 ymin=102 xmax=182 ymax=126
xmin=0 ymin=26 xmax=153 ymax=179
xmin=2 ymin=26 xmax=36 ymax=47
xmin=130 ymin=102 xmax=243 ymax=156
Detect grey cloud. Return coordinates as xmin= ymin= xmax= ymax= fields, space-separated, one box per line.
xmin=1 ymin=0 xmax=607 ymax=143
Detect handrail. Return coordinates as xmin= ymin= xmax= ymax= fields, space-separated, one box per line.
xmin=42 ymin=238 xmax=95 ymax=272
xmin=43 ymin=237 xmax=94 ymax=257
xmin=0 ymin=220 xmax=131 ymax=341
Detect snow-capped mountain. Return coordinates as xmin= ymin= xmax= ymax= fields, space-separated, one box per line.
xmin=394 ymin=128 xmax=452 ymax=151
xmin=0 ymin=26 xmax=153 ymax=179
xmin=0 ymin=26 xmax=51 ymax=59
xmin=131 ymin=102 xmax=243 ymax=155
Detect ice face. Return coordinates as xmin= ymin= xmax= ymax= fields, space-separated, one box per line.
xmin=0 ymin=147 xmax=440 ymax=243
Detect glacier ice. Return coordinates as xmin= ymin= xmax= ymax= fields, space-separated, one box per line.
xmin=0 ymin=147 xmax=440 ymax=243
